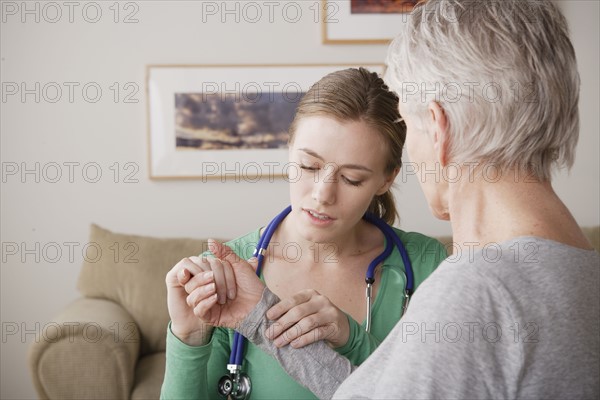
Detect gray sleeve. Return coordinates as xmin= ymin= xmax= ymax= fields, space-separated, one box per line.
xmin=238 ymin=288 xmax=356 ymax=400
xmin=332 ymin=262 xmax=522 ymax=399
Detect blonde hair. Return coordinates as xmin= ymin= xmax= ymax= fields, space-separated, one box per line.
xmin=289 ymin=68 xmax=405 ymax=224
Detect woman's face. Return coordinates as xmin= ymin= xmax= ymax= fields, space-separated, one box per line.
xmin=288 ymin=115 xmax=395 ymax=243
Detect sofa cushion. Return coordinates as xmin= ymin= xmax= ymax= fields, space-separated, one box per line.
xmin=131 ymin=352 xmax=166 ymax=400
xmin=77 ymin=224 xmax=208 ymax=356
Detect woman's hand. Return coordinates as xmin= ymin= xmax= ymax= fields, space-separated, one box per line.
xmin=265 ymin=289 xmax=351 ymax=349
xmin=183 ymin=239 xmax=266 ymax=330
xmin=166 ymin=255 xmax=218 ymax=346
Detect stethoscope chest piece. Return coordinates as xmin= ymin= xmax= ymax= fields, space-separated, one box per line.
xmin=218 ymin=364 xmax=252 ymax=399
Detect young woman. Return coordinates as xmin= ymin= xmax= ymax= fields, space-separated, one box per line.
xmin=161 ymin=68 xmax=447 ymax=399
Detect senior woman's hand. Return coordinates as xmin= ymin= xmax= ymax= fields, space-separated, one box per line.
xmin=182 ymin=239 xmax=265 ymax=330
xmin=264 ymin=289 xmax=351 ymax=349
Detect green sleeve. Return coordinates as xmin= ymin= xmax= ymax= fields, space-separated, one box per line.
xmin=161 ymin=230 xmax=259 ymax=399
xmin=160 ymin=323 xmax=230 ymax=400
xmin=333 ymin=314 xmax=381 ymax=366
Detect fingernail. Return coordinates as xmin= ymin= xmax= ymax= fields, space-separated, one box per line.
xmin=204 ymin=271 xmax=214 ymax=280
xmin=227 ymin=289 xmax=235 ymax=300
xmin=247 ymin=257 xmax=258 ymax=266
xmin=219 ymin=296 xmax=226 ymax=305
xmin=208 ymin=283 xmax=216 ymax=293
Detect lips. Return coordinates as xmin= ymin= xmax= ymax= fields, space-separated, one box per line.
xmin=302 ymin=208 xmax=336 ymax=225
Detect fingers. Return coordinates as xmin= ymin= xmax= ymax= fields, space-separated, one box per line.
xmin=286 ymin=325 xmax=340 ymax=349
xmin=265 ymin=291 xmax=321 ymax=343
xmin=268 ymin=315 xmax=316 ymax=347
xmin=221 ymin=259 xmax=237 ymax=301
xmin=183 ymin=270 xmax=214 ymax=293
xmin=208 ymin=239 xmax=239 ymax=266
xmin=246 ymin=257 xmax=259 ymax=272
xmin=210 ymin=258 xmax=234 ymax=304
xmin=186 ymin=281 xmax=217 ymax=309
xmin=192 ymin=291 xmax=219 ymax=321
xmin=166 ymin=257 xmax=207 ymax=287
xmin=177 ymin=268 xmax=191 ymax=285
xmin=265 ymin=290 xmax=350 ymax=348
xmin=266 ymin=290 xmax=312 ymax=320
xmin=266 ymin=312 xmax=341 ymax=348
xmin=183 ymin=256 xmax=234 ymax=305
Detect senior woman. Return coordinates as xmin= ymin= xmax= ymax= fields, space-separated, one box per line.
xmin=183 ymin=1 xmax=599 ymax=398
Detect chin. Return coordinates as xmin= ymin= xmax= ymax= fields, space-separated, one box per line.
xmin=297 ymin=224 xmax=338 ymax=245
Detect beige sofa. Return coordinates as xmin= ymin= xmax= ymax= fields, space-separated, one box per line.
xmin=28 ymin=224 xmax=599 ymax=399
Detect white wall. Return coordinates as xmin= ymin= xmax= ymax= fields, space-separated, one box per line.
xmin=1 ymin=1 xmax=598 ymax=398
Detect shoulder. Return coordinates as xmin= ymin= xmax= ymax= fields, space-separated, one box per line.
xmin=411 ymin=239 xmax=528 ymax=313
xmin=224 ymin=229 xmax=262 ymax=260
xmin=442 ymin=236 xmax=599 ymax=280
xmin=393 ymin=228 xmax=447 ymax=251
xmin=201 ymin=229 xmax=261 ymax=259
xmin=383 ymin=228 xmax=447 ymax=290
xmin=224 ymin=229 xmax=261 ymax=251
xmin=406 ymin=259 xmax=510 ymax=326
xmin=390 ymin=228 xmax=448 ymax=265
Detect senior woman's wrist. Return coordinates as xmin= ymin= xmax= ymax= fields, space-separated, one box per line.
xmin=238 ymin=287 xmax=280 ymax=340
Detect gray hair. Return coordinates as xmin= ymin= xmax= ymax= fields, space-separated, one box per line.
xmin=385 ymin=0 xmax=580 ymax=181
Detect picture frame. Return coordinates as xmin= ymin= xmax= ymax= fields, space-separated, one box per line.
xmin=321 ymin=0 xmax=416 ymax=44
xmin=146 ymin=64 xmax=384 ymax=180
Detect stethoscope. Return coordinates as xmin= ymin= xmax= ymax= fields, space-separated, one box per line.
xmin=217 ymin=205 xmax=414 ymax=399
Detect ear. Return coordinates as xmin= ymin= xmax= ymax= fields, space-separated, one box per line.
xmin=376 ymin=166 xmax=400 ymax=195
xmin=427 ymin=101 xmax=451 ymax=167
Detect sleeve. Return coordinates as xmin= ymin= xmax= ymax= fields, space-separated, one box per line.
xmin=160 ymin=323 xmax=230 ymax=400
xmin=334 ymin=314 xmax=381 ymax=365
xmin=333 ymin=263 xmax=523 ymax=399
xmin=238 ymin=288 xmax=357 ymax=400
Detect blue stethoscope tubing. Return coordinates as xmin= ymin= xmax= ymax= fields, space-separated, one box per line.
xmin=228 ymin=205 xmax=414 ymax=371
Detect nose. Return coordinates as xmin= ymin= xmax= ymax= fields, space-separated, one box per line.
xmin=312 ymin=164 xmax=337 ymax=205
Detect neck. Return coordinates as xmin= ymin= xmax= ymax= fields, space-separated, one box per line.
xmin=275 ymin=215 xmax=381 ymax=265
xmin=447 ymin=168 xmax=592 ymax=250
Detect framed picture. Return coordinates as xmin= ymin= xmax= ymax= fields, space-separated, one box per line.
xmin=321 ymin=0 xmax=420 ymax=44
xmin=146 ymin=64 xmax=383 ymax=180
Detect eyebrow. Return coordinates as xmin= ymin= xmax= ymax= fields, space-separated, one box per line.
xmin=297 ymin=148 xmax=374 ymax=173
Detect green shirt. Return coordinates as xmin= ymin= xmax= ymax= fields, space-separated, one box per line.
xmin=161 ymin=228 xmax=447 ymax=399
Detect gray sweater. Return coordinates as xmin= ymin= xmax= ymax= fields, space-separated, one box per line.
xmin=239 ymin=237 xmax=600 ymax=399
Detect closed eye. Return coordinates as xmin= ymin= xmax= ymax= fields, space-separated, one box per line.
xmin=299 ymin=164 xmax=319 ymax=171
xmin=342 ymin=176 xmax=362 ymax=186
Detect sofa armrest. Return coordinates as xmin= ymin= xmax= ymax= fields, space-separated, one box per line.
xmin=29 ymin=297 xmax=141 ymax=400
